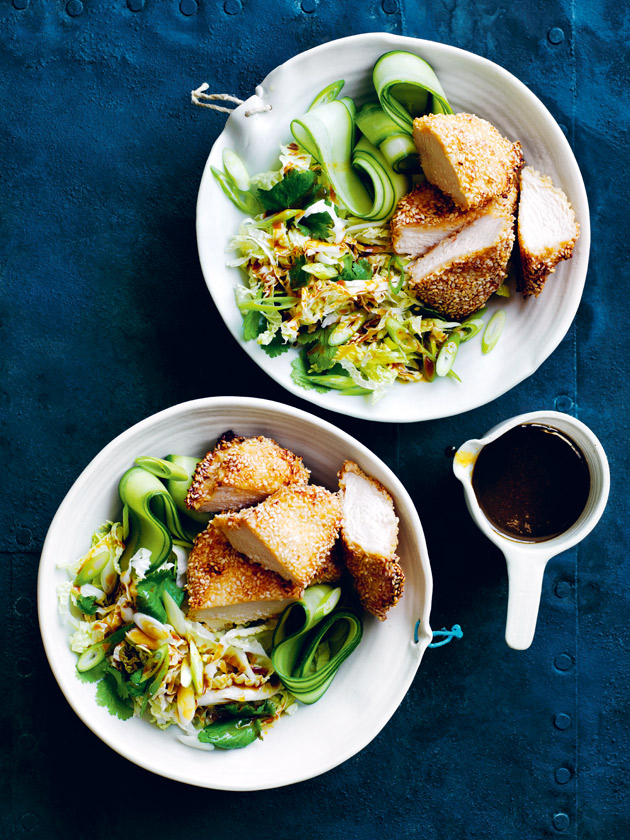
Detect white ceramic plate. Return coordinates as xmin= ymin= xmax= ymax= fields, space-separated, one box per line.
xmin=38 ymin=397 xmax=433 ymax=790
xmin=196 ymin=33 xmax=589 ymax=423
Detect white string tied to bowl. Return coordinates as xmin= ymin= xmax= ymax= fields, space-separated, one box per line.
xmin=191 ymin=82 xmax=272 ymax=117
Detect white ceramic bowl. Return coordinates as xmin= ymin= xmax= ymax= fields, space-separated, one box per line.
xmin=196 ymin=33 xmax=589 ymax=423
xmin=38 ymin=397 xmax=432 ymax=789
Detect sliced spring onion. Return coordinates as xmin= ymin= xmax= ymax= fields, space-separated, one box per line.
xmin=222 ymin=148 xmax=250 ymax=191
xmin=457 ymin=317 xmax=485 ymax=342
xmin=351 ymin=135 xmax=409 ymax=221
xmin=211 ymin=165 xmax=261 ymax=215
xmin=373 ymin=50 xmax=453 ymax=132
xmin=308 ymin=79 xmax=345 ymax=111
xmin=435 ymin=331 xmax=461 ymax=377
xmin=482 ymin=310 xmax=506 ymax=354
xmin=77 ymin=644 xmax=106 ymax=673
xmin=304 ymin=373 xmax=372 ymax=394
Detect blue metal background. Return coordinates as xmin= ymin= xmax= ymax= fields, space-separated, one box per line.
xmin=2 ymin=1 xmax=628 ymax=837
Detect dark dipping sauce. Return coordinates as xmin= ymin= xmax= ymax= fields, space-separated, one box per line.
xmin=471 ymin=423 xmax=591 ymax=542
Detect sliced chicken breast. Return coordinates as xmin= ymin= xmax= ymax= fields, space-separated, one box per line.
xmin=392 ymin=179 xmax=519 ymax=258
xmin=186 ymin=434 xmax=310 ymax=513
xmin=186 ymin=524 xmax=301 ymax=629
xmin=213 ymin=485 xmax=342 ymax=588
xmin=413 ymin=113 xmax=523 ymax=211
xmin=338 ymin=461 xmax=404 ymax=621
xmin=517 ymin=165 xmax=580 ymax=297
xmin=408 ymin=212 xmax=515 ymax=320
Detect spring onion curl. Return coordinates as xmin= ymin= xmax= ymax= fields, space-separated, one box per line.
xmin=373 ymin=50 xmax=453 ymax=132
xmin=272 ymin=585 xmax=363 ymax=704
xmin=118 ymin=466 xmax=193 ymax=573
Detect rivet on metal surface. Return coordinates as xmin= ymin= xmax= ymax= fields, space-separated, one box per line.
xmin=127 ymin=0 xmax=144 ymax=11
xmin=554 ymin=580 xmax=572 ymax=599
xmin=21 ymin=814 xmax=39 ymax=833
xmin=65 ymin=0 xmax=84 ymax=16
xmin=444 ymin=445 xmax=457 ymax=458
xmin=554 ymin=394 xmax=574 ymax=412
xmin=16 ymin=526 xmax=33 ymax=546
xmin=382 ymin=0 xmax=398 ymax=13
xmin=555 ymin=767 xmax=572 ymax=785
xmin=554 ymin=653 xmax=574 ymax=672
xmin=15 ymin=596 xmax=32 ymax=615
xmin=548 ymin=27 xmax=565 ymax=45
xmin=180 ymin=0 xmax=198 ymax=15
xmin=224 ymin=0 xmax=242 ymax=14
xmin=301 ymin=0 xmax=317 ymax=11
xmin=17 ymin=658 xmax=34 ymax=677
xmin=552 ymin=812 xmax=570 ymax=831
xmin=12 ymin=0 xmax=29 ymax=10
xmin=554 ymin=712 xmax=572 ymax=731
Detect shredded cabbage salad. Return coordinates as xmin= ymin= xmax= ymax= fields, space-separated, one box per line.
xmin=59 ymin=521 xmax=296 ymax=750
xmin=227 ymin=144 xmax=488 ymax=401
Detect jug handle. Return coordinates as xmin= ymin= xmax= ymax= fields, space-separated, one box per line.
xmin=504 ymin=551 xmax=552 ymax=650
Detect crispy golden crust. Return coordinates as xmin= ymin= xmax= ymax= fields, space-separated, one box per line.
xmin=186 ymin=524 xmax=301 ymax=613
xmin=186 ymin=435 xmax=310 ymax=512
xmin=338 ymin=461 xmax=404 ymax=621
xmin=213 ymin=485 xmax=343 ymax=587
xmin=413 ymin=113 xmax=523 ymax=210
xmin=516 ymin=167 xmax=579 ymax=297
xmin=409 ymin=217 xmax=515 ymax=320
xmin=392 ymin=182 xmax=465 ymax=232
xmin=311 ymin=541 xmax=344 ymax=585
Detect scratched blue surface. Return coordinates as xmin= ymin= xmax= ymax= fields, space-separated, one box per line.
xmin=2 ymin=1 xmax=629 ymax=838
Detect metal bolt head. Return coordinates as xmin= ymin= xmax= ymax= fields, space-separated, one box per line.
xmin=548 ymin=27 xmax=565 ymax=44
xmin=552 ymin=812 xmax=570 ymax=831
xmin=554 ymin=712 xmax=572 ymax=730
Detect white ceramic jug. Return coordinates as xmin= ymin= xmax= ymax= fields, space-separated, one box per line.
xmin=453 ymin=410 xmax=609 ymax=650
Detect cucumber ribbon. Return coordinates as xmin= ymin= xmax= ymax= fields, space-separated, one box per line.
xmin=271 ymin=585 xmax=363 ymax=704
xmin=291 ymin=100 xmax=408 ymax=221
xmin=373 ymin=51 xmax=453 ymax=131
xmin=118 ymin=465 xmax=193 ymax=573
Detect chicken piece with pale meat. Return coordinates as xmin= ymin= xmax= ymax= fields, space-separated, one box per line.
xmin=391 ymin=179 xmax=518 ymax=259
xmin=408 ymin=211 xmax=515 ymax=321
xmin=413 ymin=112 xmax=523 ymax=211
xmin=186 ymin=524 xmax=302 ymax=629
xmin=213 ymin=484 xmax=342 ymax=588
xmin=517 ymin=165 xmax=580 ymax=297
xmin=338 ymin=461 xmax=405 ymax=621
xmin=186 ymin=434 xmax=309 ymax=513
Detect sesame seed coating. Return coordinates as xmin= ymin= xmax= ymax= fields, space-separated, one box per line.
xmin=338 ymin=461 xmax=404 ymax=621
xmin=186 ymin=523 xmax=301 ymax=620
xmin=186 ymin=434 xmax=310 ymax=513
xmin=213 ymin=484 xmax=343 ymax=587
xmin=413 ymin=113 xmax=523 ymax=210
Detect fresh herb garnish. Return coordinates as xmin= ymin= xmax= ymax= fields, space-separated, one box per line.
xmin=290 ymin=353 xmax=330 ymax=393
xmin=297 ymin=210 xmax=334 ymax=241
xmin=288 ymin=255 xmax=312 ymax=290
xmin=75 ymin=594 xmax=99 ymax=615
xmin=135 ymin=567 xmax=185 ymax=624
xmin=260 ymin=330 xmax=290 ymax=358
xmin=338 ymin=254 xmax=372 ymax=283
xmin=258 ymin=169 xmax=316 ymax=212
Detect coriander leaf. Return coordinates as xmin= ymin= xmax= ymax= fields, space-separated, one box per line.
xmin=242 ymin=310 xmax=264 ymax=342
xmin=289 ymin=255 xmax=312 ymax=290
xmin=290 ymin=353 xmax=330 ymax=394
xmin=305 ymin=329 xmax=338 ymax=373
xmin=136 ymin=569 xmax=185 ymax=624
xmin=75 ymin=595 xmax=99 ymax=615
xmin=75 ymin=657 xmax=108 ymax=684
xmin=338 ymin=254 xmax=372 ymax=283
xmin=261 ymin=331 xmax=290 ymax=358
xmin=298 ymin=211 xmax=334 ymax=241
xmin=222 ymin=700 xmax=277 ymax=718
xmin=96 ymin=676 xmax=134 ymax=721
xmin=258 ymin=170 xmax=316 ymax=212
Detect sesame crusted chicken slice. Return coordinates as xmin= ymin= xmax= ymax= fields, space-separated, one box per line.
xmin=338 ymin=461 xmax=404 ymax=621
xmin=413 ymin=113 xmax=523 ymax=211
xmin=391 ymin=179 xmax=519 ymax=258
xmin=213 ymin=485 xmax=343 ymax=588
xmin=185 ymin=434 xmax=310 ymax=513
xmin=517 ymin=166 xmax=580 ymax=297
xmin=408 ymin=211 xmax=515 ymax=321
xmin=186 ymin=523 xmax=302 ymax=629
